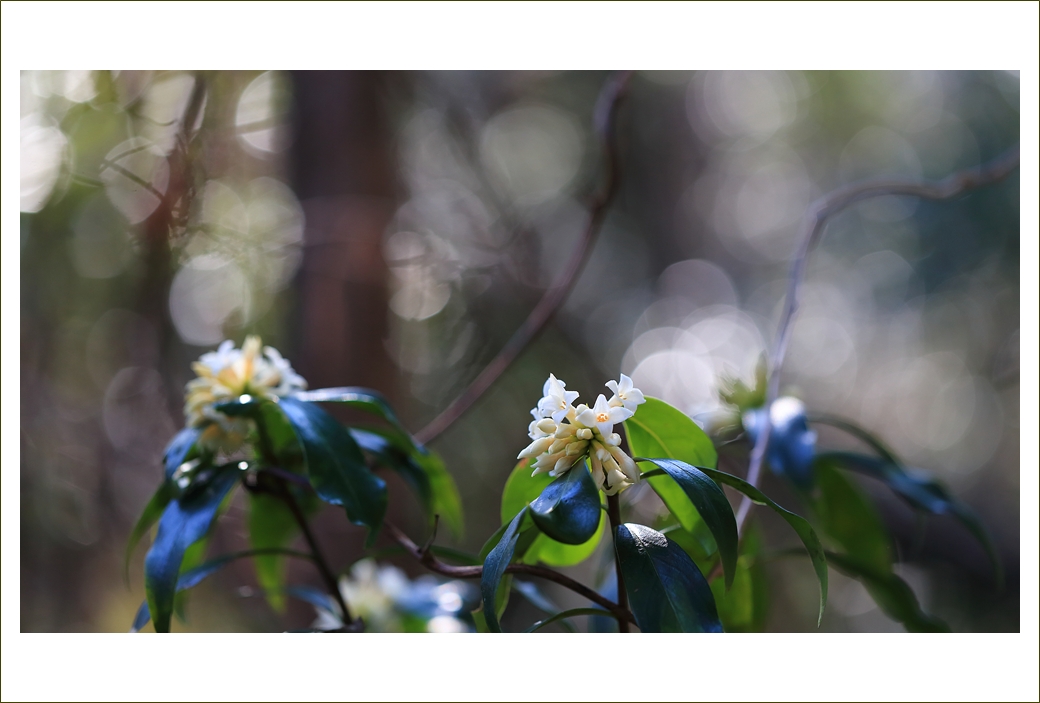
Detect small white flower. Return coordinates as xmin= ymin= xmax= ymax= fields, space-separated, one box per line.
xmin=577 ymin=394 xmax=633 ymax=438
xmin=606 ymin=374 xmax=646 ymax=413
xmin=536 ymin=374 xmax=580 ymax=423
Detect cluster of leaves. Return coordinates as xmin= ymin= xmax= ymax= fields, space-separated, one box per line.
xmin=128 ymin=381 xmax=998 ymax=634
xmin=126 ymin=388 xmax=462 ymax=633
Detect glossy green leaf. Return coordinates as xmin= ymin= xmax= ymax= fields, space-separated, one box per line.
xmin=638 ymin=458 xmax=738 ymax=589
xmin=144 ymin=467 xmax=239 ymax=633
xmin=624 ymin=396 xmax=718 ymax=532
xmin=698 ymin=466 xmax=828 ymax=625
xmin=500 ymin=459 xmax=603 ymax=567
xmin=481 ymin=507 xmax=529 ymax=633
xmin=124 ymin=481 xmax=173 ymax=584
xmin=614 ymin=523 xmax=722 ymax=633
xmin=529 ymin=461 xmax=601 ymax=545
xmin=810 ymin=457 xmax=892 ymax=574
xmin=825 ymin=552 xmax=949 ymax=632
xmin=820 ymin=450 xmax=1003 ymax=589
xmin=247 ymin=492 xmax=299 ymax=613
xmin=279 ymin=397 xmax=387 ymax=546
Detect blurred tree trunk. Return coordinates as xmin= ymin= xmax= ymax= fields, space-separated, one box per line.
xmin=289 ymin=71 xmax=397 ymax=395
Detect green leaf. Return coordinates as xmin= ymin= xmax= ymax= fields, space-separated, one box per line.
xmin=524 ymin=607 xmax=619 ymax=633
xmin=247 ymin=492 xmax=299 ymax=613
xmin=824 ymin=552 xmax=950 ymax=632
xmin=698 ymin=465 xmax=828 ymax=626
xmin=292 ymin=386 xmax=407 ymax=435
xmin=131 ymin=547 xmax=312 ymax=632
xmin=124 ymin=481 xmax=173 ymax=584
xmin=500 ymin=459 xmax=604 ymax=567
xmin=820 ymin=451 xmax=1003 ymax=589
xmin=638 ymin=458 xmax=738 ymax=590
xmin=143 ymin=466 xmax=239 ymax=633
xmin=163 ymin=426 xmax=204 ymax=479
xmin=624 ymin=396 xmax=718 ymax=533
xmin=351 ymin=427 xmax=464 ymax=539
xmin=807 ymin=413 xmax=901 ymax=464
xmin=278 ymin=397 xmax=387 ymax=546
xmin=529 ymin=461 xmax=601 ymax=545
xmin=614 ymin=523 xmax=722 ymax=633
xmin=708 ymin=526 xmax=769 ymax=632
xmin=481 ymin=507 xmax=535 ymax=633
xmin=810 ymin=457 xmax=892 ymax=574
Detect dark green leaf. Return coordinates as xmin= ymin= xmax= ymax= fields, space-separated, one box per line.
xmin=807 ymin=413 xmax=901 ymax=464
xmin=481 ymin=507 xmax=529 ymax=633
xmin=351 ymin=426 xmax=463 ymax=539
xmin=638 ymin=458 xmax=738 ymax=590
xmin=615 ymin=523 xmax=722 ymax=633
xmin=820 ymin=450 xmax=1003 ymax=589
xmin=124 ymin=481 xmax=173 ymax=584
xmin=131 ymin=547 xmax=312 ymax=632
xmin=524 ymin=608 xmax=618 ymax=633
xmin=824 ymin=552 xmax=949 ymax=632
xmin=143 ymin=468 xmax=240 ymax=633
xmin=292 ymin=386 xmax=407 ymax=436
xmin=279 ymin=397 xmax=387 ymax=546
xmin=500 ymin=459 xmax=603 ymax=567
xmin=247 ymin=492 xmax=299 ymax=612
xmin=163 ymin=426 xmax=203 ymax=479
xmin=810 ymin=457 xmax=892 ymax=574
xmin=698 ymin=465 xmax=828 ymax=625
xmin=624 ymin=396 xmax=718 ymax=532
xmin=529 ymin=461 xmax=601 ymax=545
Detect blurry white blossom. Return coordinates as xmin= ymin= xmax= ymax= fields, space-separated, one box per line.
xmin=183 ymin=335 xmax=306 ymax=452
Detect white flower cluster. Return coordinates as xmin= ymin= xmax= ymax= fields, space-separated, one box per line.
xmin=518 ymin=373 xmax=646 ymax=495
xmin=184 ymin=336 xmax=307 ymax=452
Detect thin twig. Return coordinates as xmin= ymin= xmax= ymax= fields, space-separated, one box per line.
xmin=735 ymin=145 xmax=1021 ymax=533
xmin=415 ymin=71 xmax=633 ymax=444
xmin=384 ymin=521 xmax=636 ymax=625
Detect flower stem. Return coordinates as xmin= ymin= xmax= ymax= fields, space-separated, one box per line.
xmin=606 ymin=492 xmax=630 ymax=633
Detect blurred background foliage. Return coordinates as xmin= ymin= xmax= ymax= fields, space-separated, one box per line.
xmin=20 ymin=70 xmax=1020 ymax=632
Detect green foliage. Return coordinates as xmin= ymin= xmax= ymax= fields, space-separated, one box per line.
xmin=247 ymin=492 xmax=299 ymax=612
xmin=819 ymin=450 xmax=1002 ymax=589
xmin=638 ymin=458 xmax=739 ymax=589
xmin=698 ymin=464 xmax=829 ymax=626
xmin=614 ymin=523 xmax=722 ymax=633
xmin=500 ymin=460 xmax=605 ymax=567
xmin=480 ymin=507 xmax=531 ymax=633
xmin=528 ymin=461 xmax=601 ymax=545
xmin=709 ymin=527 xmax=769 ymax=632
xmin=718 ymin=356 xmax=767 ymax=413
xmin=124 ymin=481 xmax=173 ymax=584
xmin=278 ymin=397 xmax=388 ymax=546
xmin=809 ymin=458 xmax=892 ymax=574
xmin=143 ymin=465 xmax=239 ymax=633
xmin=624 ymin=396 xmax=718 ymax=532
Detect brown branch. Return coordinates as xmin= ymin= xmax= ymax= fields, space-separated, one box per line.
xmin=735 ymin=144 xmax=1021 ymax=533
xmin=414 ymin=71 xmax=633 ymax=444
xmin=384 ymin=521 xmax=635 ymax=625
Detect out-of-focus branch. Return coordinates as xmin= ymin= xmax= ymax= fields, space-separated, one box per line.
xmin=415 ymin=71 xmax=633 ymax=444
xmin=384 ymin=521 xmax=635 ymax=625
xmin=735 ymin=145 xmax=1021 ymax=533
